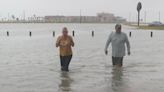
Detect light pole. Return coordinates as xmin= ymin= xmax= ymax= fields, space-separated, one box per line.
xmin=144 ymin=11 xmax=147 ymax=24
xmin=137 ymin=2 xmax=142 ymax=27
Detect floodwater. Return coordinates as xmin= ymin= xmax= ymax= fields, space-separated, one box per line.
xmin=0 ymin=23 xmax=164 ymax=92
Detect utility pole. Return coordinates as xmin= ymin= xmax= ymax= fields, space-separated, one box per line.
xmin=8 ymin=13 xmax=10 ymax=21
xmin=159 ymin=11 xmax=161 ymax=22
xmin=80 ymin=10 xmax=82 ymax=23
xmin=144 ymin=11 xmax=147 ymax=24
xmin=129 ymin=12 xmax=131 ymax=23
xmin=23 ymin=10 xmax=26 ymax=22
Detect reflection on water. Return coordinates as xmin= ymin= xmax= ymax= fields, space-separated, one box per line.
xmin=59 ymin=72 xmax=73 ymax=92
xmin=111 ymin=67 xmax=125 ymax=92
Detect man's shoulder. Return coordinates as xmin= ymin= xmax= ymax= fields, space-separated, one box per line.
xmin=57 ymin=35 xmax=63 ymax=40
xmin=68 ymin=35 xmax=72 ymax=37
xmin=57 ymin=35 xmax=62 ymax=38
xmin=121 ymin=32 xmax=127 ymax=36
xmin=109 ymin=31 xmax=115 ymax=36
xmin=121 ymin=32 xmax=126 ymax=34
xmin=68 ymin=35 xmax=73 ymax=39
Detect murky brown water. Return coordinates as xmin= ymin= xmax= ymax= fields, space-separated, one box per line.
xmin=0 ymin=23 xmax=164 ymax=92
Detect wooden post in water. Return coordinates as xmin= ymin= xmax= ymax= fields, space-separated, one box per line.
xmin=29 ymin=31 xmax=32 ymax=37
xmin=151 ymin=31 xmax=153 ymax=37
xmin=72 ymin=30 xmax=75 ymax=37
xmin=7 ymin=31 xmax=9 ymax=36
xmin=92 ymin=31 xmax=94 ymax=37
xmin=129 ymin=32 xmax=132 ymax=37
xmin=53 ymin=31 xmax=55 ymax=37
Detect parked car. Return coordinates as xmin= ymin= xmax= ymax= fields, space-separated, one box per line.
xmin=148 ymin=21 xmax=164 ymax=26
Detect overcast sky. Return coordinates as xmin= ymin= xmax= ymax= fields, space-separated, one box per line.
xmin=0 ymin=0 xmax=164 ymax=22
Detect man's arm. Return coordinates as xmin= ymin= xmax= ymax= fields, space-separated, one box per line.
xmin=56 ymin=36 xmax=61 ymax=47
xmin=70 ymin=36 xmax=74 ymax=47
xmin=125 ymin=34 xmax=131 ymax=55
xmin=104 ymin=32 xmax=113 ymax=55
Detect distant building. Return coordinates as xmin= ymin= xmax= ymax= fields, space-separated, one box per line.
xmin=28 ymin=16 xmax=45 ymax=23
xmin=97 ymin=13 xmax=116 ymax=23
xmin=45 ymin=12 xmax=126 ymax=23
xmin=0 ymin=12 xmax=126 ymax=23
xmin=115 ymin=16 xmax=127 ymax=23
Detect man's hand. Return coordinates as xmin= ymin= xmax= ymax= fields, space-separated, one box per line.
xmin=56 ymin=43 xmax=59 ymax=47
xmin=128 ymin=52 xmax=131 ymax=56
xmin=105 ymin=50 xmax=108 ymax=55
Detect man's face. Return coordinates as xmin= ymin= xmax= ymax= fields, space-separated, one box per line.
xmin=62 ymin=29 xmax=68 ymax=36
xmin=116 ymin=27 xmax=121 ymax=33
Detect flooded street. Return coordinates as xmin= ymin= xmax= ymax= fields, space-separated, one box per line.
xmin=0 ymin=23 xmax=164 ymax=92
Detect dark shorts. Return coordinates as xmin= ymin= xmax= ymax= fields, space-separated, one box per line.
xmin=60 ymin=55 xmax=72 ymax=71
xmin=112 ymin=56 xmax=123 ymax=66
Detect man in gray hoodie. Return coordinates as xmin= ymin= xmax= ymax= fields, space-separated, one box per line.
xmin=105 ymin=24 xmax=131 ymax=67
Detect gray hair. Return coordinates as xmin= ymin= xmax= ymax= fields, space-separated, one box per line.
xmin=115 ymin=24 xmax=122 ymax=30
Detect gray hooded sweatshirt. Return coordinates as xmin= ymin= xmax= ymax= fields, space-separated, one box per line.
xmin=105 ymin=32 xmax=130 ymax=57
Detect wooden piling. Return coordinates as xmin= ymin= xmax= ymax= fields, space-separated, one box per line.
xmin=72 ymin=30 xmax=75 ymax=37
xmin=129 ymin=32 xmax=131 ymax=37
xmin=7 ymin=31 xmax=9 ymax=36
xmin=53 ymin=31 xmax=55 ymax=37
xmin=151 ymin=31 xmax=153 ymax=37
xmin=29 ymin=31 xmax=32 ymax=37
xmin=92 ymin=31 xmax=94 ymax=37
